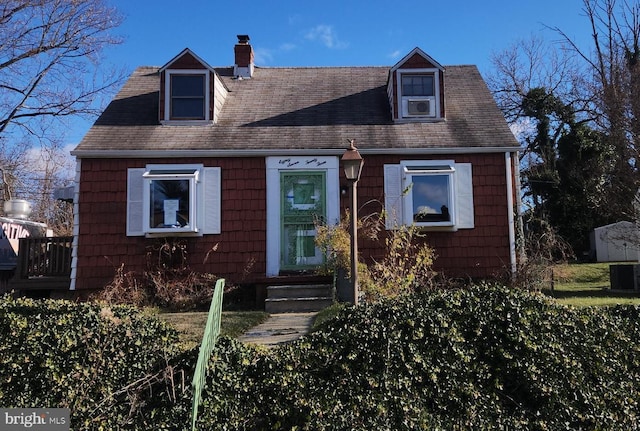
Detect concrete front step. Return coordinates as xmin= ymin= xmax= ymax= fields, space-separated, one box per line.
xmin=267 ymin=284 xmax=332 ymax=299
xmin=265 ymin=296 xmax=333 ymax=313
xmin=265 ymin=284 xmax=333 ymax=313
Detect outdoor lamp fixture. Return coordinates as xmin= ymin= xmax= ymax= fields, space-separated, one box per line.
xmin=342 ymin=139 xmax=364 ymax=182
xmin=341 ymin=139 xmax=364 ymax=305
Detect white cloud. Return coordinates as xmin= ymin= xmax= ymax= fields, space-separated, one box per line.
xmin=279 ymin=42 xmax=296 ymax=52
xmin=388 ymin=50 xmax=402 ymax=60
xmin=253 ymin=47 xmax=274 ymax=65
xmin=304 ymin=25 xmax=348 ymax=49
xmin=24 ymin=144 xmax=76 ymax=182
xmin=509 ymin=117 xmax=534 ymax=143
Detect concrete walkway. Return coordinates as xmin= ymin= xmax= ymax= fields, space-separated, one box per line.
xmin=238 ymin=312 xmax=317 ymax=347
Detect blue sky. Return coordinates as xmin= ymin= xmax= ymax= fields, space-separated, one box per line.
xmin=67 ymin=0 xmax=593 ymax=145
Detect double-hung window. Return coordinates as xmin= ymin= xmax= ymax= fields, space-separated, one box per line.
xmin=164 ymin=70 xmax=210 ymax=123
xmin=127 ymin=164 xmax=221 ymax=237
xmin=170 ymin=74 xmax=205 ymax=120
xmin=384 ymin=160 xmax=474 ymax=231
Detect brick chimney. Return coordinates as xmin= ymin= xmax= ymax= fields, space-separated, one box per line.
xmin=234 ymin=34 xmax=254 ymax=78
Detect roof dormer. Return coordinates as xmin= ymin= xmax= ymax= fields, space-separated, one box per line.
xmin=387 ymin=48 xmax=445 ymax=122
xmin=159 ymin=48 xmax=228 ymax=125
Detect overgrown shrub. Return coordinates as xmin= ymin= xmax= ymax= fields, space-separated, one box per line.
xmin=315 ymin=212 xmax=437 ymax=300
xmin=92 ymin=238 xmax=220 ymax=310
xmin=315 ymin=213 xmax=353 ymax=277
xmin=0 ymin=296 xmax=191 ymax=429
xmin=513 ymin=216 xmax=575 ymax=291
xmin=6 ymin=286 xmax=640 ymax=429
xmin=95 ymin=263 xmax=154 ymax=307
xmin=361 ymin=225 xmax=437 ymax=299
xmin=197 ymin=285 xmax=640 ymax=430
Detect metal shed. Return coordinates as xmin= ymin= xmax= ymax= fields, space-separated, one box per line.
xmin=591 ymin=221 xmax=640 ymax=262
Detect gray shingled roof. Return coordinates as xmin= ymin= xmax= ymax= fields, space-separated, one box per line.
xmin=72 ymin=64 xmax=518 ymax=156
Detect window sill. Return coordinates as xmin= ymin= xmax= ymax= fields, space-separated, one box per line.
xmin=394 ymin=117 xmax=446 ymax=124
xmin=144 ymin=231 xmax=204 ymax=238
xmin=161 ymin=120 xmax=213 ymax=126
xmin=413 ymin=224 xmax=458 ymax=232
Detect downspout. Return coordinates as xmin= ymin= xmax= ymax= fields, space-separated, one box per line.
xmin=69 ymin=159 xmax=81 ymax=291
xmin=505 ymin=152 xmax=517 ymax=276
xmin=513 ymin=151 xmax=525 ymax=262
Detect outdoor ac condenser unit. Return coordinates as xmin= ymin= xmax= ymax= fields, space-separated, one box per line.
xmin=609 ymin=264 xmax=640 ymax=290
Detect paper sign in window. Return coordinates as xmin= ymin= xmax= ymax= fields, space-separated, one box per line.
xmin=164 ymin=199 xmax=179 ymax=225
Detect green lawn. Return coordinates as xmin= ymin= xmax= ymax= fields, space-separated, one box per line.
xmin=545 ymin=262 xmax=640 ymax=306
xmin=158 ymin=310 xmax=269 ymax=350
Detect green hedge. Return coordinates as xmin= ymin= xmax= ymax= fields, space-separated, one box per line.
xmin=0 ymin=297 xmax=189 ymax=430
xmin=197 ymin=285 xmax=640 ymax=430
xmin=4 ymin=286 xmax=640 ymax=430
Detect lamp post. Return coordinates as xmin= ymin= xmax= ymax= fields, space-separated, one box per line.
xmin=341 ymin=140 xmax=364 ymax=305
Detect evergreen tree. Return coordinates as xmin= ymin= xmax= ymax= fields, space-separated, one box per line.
xmin=521 ymin=87 xmax=618 ymax=256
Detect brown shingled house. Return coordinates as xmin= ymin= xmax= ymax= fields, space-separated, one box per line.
xmin=70 ymin=35 xmax=520 ymax=302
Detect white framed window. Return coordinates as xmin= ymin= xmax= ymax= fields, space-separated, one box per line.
xmin=405 ymin=163 xmax=455 ymax=227
xmin=144 ymin=168 xmax=198 ymax=233
xmin=127 ymin=164 xmax=221 ymax=237
xmin=397 ymin=68 xmax=440 ymax=119
xmin=384 ymin=160 xmax=474 ymax=231
xmin=402 ymin=74 xmax=434 ymax=97
xmin=163 ymin=70 xmax=210 ymax=123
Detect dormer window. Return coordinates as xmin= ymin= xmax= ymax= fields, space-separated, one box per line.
xmin=159 ymin=48 xmax=229 ymax=125
xmin=164 ymin=70 xmax=210 ymax=123
xmin=388 ymin=48 xmax=445 ymax=122
xmin=170 ymin=74 xmax=205 ymax=120
xmin=398 ymin=69 xmax=439 ymax=119
xmin=402 ymin=74 xmax=434 ymax=97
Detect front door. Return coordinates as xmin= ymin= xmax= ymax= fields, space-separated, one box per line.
xmin=265 ymin=156 xmax=339 ymax=277
xmin=280 ymin=171 xmax=326 ymax=270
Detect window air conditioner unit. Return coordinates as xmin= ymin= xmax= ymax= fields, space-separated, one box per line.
xmin=403 ymin=97 xmax=435 ymax=117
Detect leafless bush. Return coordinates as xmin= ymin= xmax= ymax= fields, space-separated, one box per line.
xmin=90 ymin=263 xmax=153 ymax=307
xmin=512 ymin=217 xmax=574 ymax=291
xmin=93 ymin=239 xmax=220 ymax=310
xmin=149 ymin=270 xmax=217 ymax=311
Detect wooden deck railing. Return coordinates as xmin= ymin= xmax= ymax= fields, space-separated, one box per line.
xmin=16 ymin=236 xmax=73 ymax=279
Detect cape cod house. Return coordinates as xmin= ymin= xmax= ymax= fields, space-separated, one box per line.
xmin=69 ymin=35 xmax=520 ymax=298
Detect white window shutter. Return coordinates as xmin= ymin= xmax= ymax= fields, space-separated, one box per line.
xmin=456 ymin=163 xmax=474 ymax=229
xmin=384 ymin=164 xmax=404 ymax=229
xmin=202 ymin=167 xmax=221 ymax=234
xmin=127 ymin=168 xmax=145 ymax=236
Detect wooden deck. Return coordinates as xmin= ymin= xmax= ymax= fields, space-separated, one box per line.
xmin=9 ymin=236 xmax=72 ymax=291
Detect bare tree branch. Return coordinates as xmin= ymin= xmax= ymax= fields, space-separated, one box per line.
xmin=0 ymin=0 xmax=125 ymax=140
xmin=0 ymin=0 xmax=125 ymax=228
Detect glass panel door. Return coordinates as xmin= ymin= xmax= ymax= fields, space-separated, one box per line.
xmin=280 ymin=171 xmax=326 ymax=270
